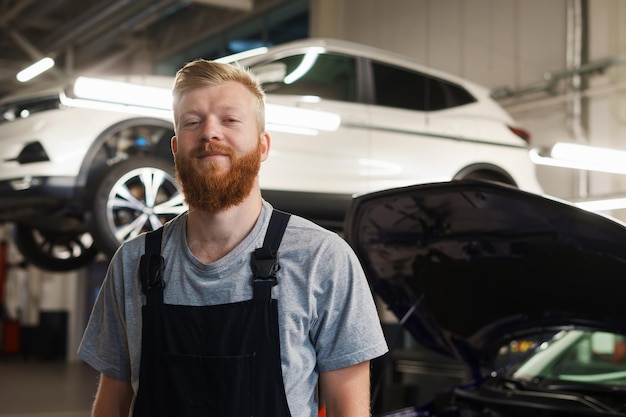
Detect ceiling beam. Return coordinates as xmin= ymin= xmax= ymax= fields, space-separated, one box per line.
xmin=190 ymin=0 xmax=253 ymax=11
xmin=46 ymin=0 xmax=136 ymax=52
xmin=0 ymin=0 xmax=36 ymax=27
xmin=7 ymin=28 xmax=45 ymax=60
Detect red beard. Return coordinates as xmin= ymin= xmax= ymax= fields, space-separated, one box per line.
xmin=174 ymin=141 xmax=261 ymax=212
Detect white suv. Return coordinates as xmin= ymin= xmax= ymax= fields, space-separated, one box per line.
xmin=0 ymin=38 xmax=543 ymax=271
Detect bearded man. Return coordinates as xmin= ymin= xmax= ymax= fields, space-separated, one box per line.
xmin=78 ymin=59 xmax=388 ymax=417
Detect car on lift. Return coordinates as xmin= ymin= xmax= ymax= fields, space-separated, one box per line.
xmin=344 ymin=180 xmax=626 ymax=417
xmin=0 ymin=38 xmax=543 ymax=272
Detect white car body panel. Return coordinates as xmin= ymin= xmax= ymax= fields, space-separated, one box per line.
xmin=1 ymin=107 xmax=170 ymax=179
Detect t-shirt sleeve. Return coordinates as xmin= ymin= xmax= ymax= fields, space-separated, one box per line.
xmin=311 ymin=236 xmax=389 ymax=372
xmin=77 ymin=250 xmax=134 ymax=382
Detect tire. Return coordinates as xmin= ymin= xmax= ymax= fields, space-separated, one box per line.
xmin=459 ymin=170 xmax=516 ymax=187
xmin=14 ymin=224 xmax=99 ymax=272
xmin=89 ymin=157 xmax=186 ymax=256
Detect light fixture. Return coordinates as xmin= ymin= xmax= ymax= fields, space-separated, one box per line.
xmin=60 ymin=92 xmax=173 ymax=120
xmin=16 ymin=57 xmax=55 ymax=82
xmin=63 ymin=77 xmax=342 ymax=135
xmin=530 ymin=142 xmax=626 ymax=175
xmin=529 ymin=142 xmax=626 ymax=212
xmin=71 ymin=76 xmax=172 ymax=109
xmin=574 ymin=197 xmax=626 ymax=212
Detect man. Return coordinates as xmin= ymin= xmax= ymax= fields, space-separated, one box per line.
xmin=78 ymin=59 xmax=388 ymax=417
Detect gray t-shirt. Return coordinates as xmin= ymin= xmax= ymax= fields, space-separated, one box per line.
xmin=78 ymin=200 xmax=388 ymax=417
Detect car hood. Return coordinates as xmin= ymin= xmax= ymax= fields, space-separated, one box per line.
xmin=344 ymin=180 xmax=626 ymax=371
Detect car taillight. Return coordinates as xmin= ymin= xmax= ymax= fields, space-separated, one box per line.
xmin=508 ymin=125 xmax=531 ymax=144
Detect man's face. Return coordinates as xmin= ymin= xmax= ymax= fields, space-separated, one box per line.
xmin=172 ymin=81 xmax=269 ymax=212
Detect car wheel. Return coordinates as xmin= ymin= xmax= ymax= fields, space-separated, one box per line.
xmin=460 ymin=169 xmax=516 ymax=187
xmin=89 ymin=157 xmax=186 ymax=256
xmin=13 ymin=224 xmax=99 ymax=272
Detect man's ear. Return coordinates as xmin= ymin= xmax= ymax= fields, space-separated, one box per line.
xmin=260 ymin=131 xmax=271 ymax=162
xmin=171 ymin=136 xmax=177 ymax=154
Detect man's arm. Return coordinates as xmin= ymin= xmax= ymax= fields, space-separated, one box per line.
xmin=92 ymin=373 xmax=134 ymax=417
xmin=319 ymin=361 xmax=372 ymax=417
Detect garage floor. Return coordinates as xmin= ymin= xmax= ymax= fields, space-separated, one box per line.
xmin=0 ymin=359 xmax=98 ymax=417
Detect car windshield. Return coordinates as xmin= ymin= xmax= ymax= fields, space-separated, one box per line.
xmin=508 ymin=330 xmax=626 ymax=387
xmin=248 ymin=52 xmax=357 ymax=102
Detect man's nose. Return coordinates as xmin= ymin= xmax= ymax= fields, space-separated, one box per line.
xmin=201 ymin=117 xmax=221 ymax=141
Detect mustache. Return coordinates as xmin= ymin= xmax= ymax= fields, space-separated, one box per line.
xmin=191 ymin=142 xmax=233 ymax=157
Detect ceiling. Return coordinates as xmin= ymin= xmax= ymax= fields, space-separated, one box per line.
xmin=0 ymin=0 xmax=285 ymax=99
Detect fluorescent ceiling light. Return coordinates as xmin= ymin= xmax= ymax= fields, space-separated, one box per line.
xmin=552 ymin=142 xmax=626 ymax=165
xmin=66 ymin=77 xmax=341 ymax=133
xmin=529 ymin=142 xmax=626 ymax=212
xmin=530 ymin=142 xmax=626 ymax=175
xmin=16 ymin=57 xmax=55 ymax=82
xmin=575 ymin=197 xmax=626 ymax=212
xmin=72 ymin=76 xmax=172 ymax=110
xmin=60 ymin=91 xmax=172 ymax=119
xmin=64 ymin=80 xmax=342 ymax=133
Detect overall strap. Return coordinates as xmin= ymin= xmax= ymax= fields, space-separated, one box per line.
xmin=252 ymin=210 xmax=291 ymax=302
xmin=138 ymin=210 xmax=290 ymax=303
xmin=139 ymin=227 xmax=165 ymax=303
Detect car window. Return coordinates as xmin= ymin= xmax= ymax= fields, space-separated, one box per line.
xmin=550 ymin=331 xmax=626 ymax=384
xmin=511 ymin=330 xmax=626 ymax=387
xmin=371 ymin=61 xmax=476 ymax=111
xmin=251 ymin=52 xmax=357 ymax=102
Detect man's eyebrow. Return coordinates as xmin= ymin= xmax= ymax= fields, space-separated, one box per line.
xmin=178 ymin=104 xmax=245 ymax=117
xmin=176 ymin=111 xmax=201 ymax=126
xmin=218 ymin=104 xmax=242 ymax=112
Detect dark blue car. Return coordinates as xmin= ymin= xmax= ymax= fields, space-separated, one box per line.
xmin=345 ymin=180 xmax=626 ymax=417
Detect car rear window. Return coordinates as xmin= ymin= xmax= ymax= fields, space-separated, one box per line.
xmin=371 ymin=61 xmax=476 ymax=111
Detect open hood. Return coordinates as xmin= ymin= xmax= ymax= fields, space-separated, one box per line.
xmin=344 ymin=180 xmax=626 ymax=370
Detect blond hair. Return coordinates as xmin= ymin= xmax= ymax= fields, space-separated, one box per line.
xmin=172 ymin=59 xmax=266 ymax=131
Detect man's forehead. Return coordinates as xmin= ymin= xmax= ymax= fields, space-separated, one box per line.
xmin=178 ymin=83 xmax=254 ymax=106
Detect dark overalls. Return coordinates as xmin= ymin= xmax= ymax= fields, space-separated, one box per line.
xmin=132 ymin=210 xmax=292 ymax=417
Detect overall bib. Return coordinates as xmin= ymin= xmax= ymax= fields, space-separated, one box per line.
xmin=133 ymin=210 xmax=292 ymax=417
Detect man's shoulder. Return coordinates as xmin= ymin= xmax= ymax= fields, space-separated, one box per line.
xmin=283 ymin=212 xmax=336 ymax=237
xmin=280 ymin=212 xmax=355 ymax=255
